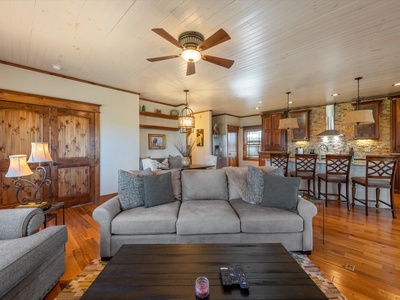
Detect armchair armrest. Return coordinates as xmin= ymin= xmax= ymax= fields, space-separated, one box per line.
xmin=0 ymin=208 xmax=45 ymax=239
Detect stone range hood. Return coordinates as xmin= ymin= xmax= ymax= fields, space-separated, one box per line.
xmin=316 ymin=104 xmax=342 ymax=137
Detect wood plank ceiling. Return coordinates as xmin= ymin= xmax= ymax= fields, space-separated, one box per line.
xmin=0 ymin=0 xmax=399 ymax=116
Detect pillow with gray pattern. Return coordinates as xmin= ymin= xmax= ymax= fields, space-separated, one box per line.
xmin=118 ymin=168 xmax=152 ymax=210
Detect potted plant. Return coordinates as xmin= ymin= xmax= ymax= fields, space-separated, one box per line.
xmin=173 ymin=137 xmax=196 ymax=167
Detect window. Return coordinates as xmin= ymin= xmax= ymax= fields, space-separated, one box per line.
xmin=243 ymin=125 xmax=262 ymax=160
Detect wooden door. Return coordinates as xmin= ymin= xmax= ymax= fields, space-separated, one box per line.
xmin=0 ymin=89 xmax=100 ymax=208
xmin=227 ymin=125 xmax=239 ymax=167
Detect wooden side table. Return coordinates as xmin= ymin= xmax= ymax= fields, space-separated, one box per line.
xmin=43 ymin=202 xmax=65 ymax=228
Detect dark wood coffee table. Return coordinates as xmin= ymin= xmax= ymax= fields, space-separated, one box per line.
xmin=81 ymin=244 xmax=328 ymax=299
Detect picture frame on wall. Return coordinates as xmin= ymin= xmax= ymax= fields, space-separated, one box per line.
xmin=148 ymin=134 xmax=166 ymax=149
xmin=197 ymin=129 xmax=204 ymax=147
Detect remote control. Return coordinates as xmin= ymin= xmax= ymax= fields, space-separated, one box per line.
xmin=235 ymin=265 xmax=249 ymax=290
xmin=220 ymin=267 xmax=232 ymax=286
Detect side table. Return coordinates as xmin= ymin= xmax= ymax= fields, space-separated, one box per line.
xmin=302 ymin=193 xmax=325 ymax=243
xmin=43 ymin=202 xmax=65 ymax=228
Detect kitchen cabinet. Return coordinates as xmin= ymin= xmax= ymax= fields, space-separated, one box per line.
xmin=290 ymin=110 xmax=310 ymax=141
xmin=353 ymin=100 xmax=381 ymax=139
xmin=261 ymin=112 xmax=285 ymax=151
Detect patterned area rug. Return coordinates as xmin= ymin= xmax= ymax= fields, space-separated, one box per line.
xmin=56 ymin=252 xmax=347 ymax=299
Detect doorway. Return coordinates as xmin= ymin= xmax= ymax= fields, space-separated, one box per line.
xmin=227 ymin=125 xmax=239 ymax=167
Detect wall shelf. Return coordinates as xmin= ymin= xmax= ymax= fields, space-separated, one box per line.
xmin=140 ymin=111 xmax=179 ymax=120
xmin=139 ymin=124 xmax=179 ymax=131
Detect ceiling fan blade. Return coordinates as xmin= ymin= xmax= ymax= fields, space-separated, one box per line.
xmin=186 ymin=62 xmax=196 ymax=76
xmin=202 ymin=55 xmax=234 ymax=69
xmin=147 ymin=55 xmax=180 ymax=62
xmin=152 ymin=28 xmax=182 ymax=48
xmin=198 ymin=28 xmax=231 ymax=51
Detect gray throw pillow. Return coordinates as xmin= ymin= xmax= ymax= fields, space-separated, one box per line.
xmin=168 ymin=155 xmax=182 ymax=169
xmin=261 ymin=173 xmax=301 ymax=213
xmin=143 ymin=172 xmax=175 ymax=207
xmin=246 ymin=165 xmax=283 ymax=204
xmin=118 ymin=168 xmax=152 ymax=210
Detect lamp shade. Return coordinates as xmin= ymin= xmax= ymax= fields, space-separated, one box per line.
xmin=5 ymin=155 xmax=33 ymax=178
xmin=28 ymin=142 xmax=53 ymax=163
xmin=278 ymin=118 xmax=299 ymax=130
xmin=343 ymin=110 xmax=375 ymax=124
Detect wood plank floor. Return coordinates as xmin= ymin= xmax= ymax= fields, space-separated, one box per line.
xmin=44 ymin=195 xmax=400 ymax=300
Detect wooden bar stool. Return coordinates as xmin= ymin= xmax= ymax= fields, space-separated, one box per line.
xmin=317 ymin=154 xmax=352 ymax=209
xmin=351 ymin=155 xmax=397 ymax=218
xmin=289 ymin=154 xmax=318 ymax=196
xmin=270 ymin=152 xmax=289 ymax=176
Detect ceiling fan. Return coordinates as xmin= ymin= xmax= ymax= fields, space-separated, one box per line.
xmin=147 ymin=28 xmax=234 ymax=76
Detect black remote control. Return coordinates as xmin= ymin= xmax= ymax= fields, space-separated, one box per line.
xmin=235 ymin=265 xmax=249 ymax=290
xmin=220 ymin=267 xmax=232 ymax=286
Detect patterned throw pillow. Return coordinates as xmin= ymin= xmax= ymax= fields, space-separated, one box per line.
xmin=168 ymin=155 xmax=182 ymax=169
xmin=246 ymin=165 xmax=283 ymax=204
xmin=118 ymin=168 xmax=152 ymax=210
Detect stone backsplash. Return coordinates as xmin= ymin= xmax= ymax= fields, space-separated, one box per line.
xmin=287 ymin=98 xmax=391 ymax=159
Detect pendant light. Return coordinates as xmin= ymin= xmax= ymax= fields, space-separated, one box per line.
xmin=178 ymin=90 xmax=195 ymax=133
xmin=278 ymin=92 xmax=299 ymax=130
xmin=343 ymin=77 xmax=375 ymax=125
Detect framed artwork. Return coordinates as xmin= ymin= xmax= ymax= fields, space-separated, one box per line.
xmin=148 ymin=134 xmax=166 ymax=149
xmin=197 ymin=129 xmax=204 ymax=147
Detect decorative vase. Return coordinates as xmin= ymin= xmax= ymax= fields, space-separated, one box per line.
xmin=182 ymin=156 xmax=191 ymax=167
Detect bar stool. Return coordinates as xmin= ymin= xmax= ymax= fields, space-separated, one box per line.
xmin=289 ymin=154 xmax=318 ymax=196
xmin=270 ymin=152 xmax=289 ymax=176
xmin=317 ymin=154 xmax=352 ymax=209
xmin=351 ymin=155 xmax=397 ymax=218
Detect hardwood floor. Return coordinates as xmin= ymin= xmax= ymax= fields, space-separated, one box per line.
xmin=45 ymin=195 xmax=400 ymax=300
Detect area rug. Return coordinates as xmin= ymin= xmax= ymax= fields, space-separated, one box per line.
xmin=56 ymin=252 xmax=347 ymax=299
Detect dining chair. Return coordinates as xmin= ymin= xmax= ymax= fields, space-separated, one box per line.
xmin=289 ymin=154 xmax=318 ymax=196
xmin=317 ymin=154 xmax=352 ymax=209
xmin=351 ymin=155 xmax=397 ymax=218
xmin=269 ymin=152 xmax=289 ymax=176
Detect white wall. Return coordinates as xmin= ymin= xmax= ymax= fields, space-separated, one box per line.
xmin=191 ymin=111 xmax=213 ymax=164
xmin=0 ymin=64 xmax=139 ymax=196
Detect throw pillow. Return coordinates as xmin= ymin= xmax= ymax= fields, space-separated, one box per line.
xmin=246 ymin=165 xmax=283 ymax=204
xmin=142 ymin=158 xmax=158 ymax=171
xmin=224 ymin=167 xmax=248 ymax=201
xmin=143 ymin=172 xmax=175 ymax=207
xmin=118 ymin=168 xmax=152 ymax=210
xmin=156 ymin=158 xmax=169 ymax=170
xmin=168 ymin=155 xmax=182 ymax=169
xmin=261 ymin=173 xmax=301 ymax=213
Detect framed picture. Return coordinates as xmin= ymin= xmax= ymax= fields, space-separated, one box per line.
xmin=197 ymin=129 xmax=204 ymax=147
xmin=148 ymin=134 xmax=166 ymax=149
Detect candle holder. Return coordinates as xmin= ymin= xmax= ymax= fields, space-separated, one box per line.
xmin=195 ymin=276 xmax=209 ymax=298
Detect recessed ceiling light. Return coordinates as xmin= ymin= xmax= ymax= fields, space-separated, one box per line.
xmin=52 ymin=64 xmax=61 ymax=71
xmin=258 ymin=101 xmax=262 ymax=104
xmin=288 ymin=101 xmax=294 ymax=104
xmin=393 ymin=82 xmax=400 ymax=86
xmin=331 ymin=93 xmax=340 ymax=97
xmin=254 ymin=107 xmax=260 ymax=110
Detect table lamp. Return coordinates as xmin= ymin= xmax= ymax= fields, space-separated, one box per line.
xmin=5 ymin=142 xmax=53 ymax=206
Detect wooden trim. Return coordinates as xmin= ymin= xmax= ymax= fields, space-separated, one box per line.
xmin=140 ymin=97 xmax=184 ymax=107
xmin=0 ymin=89 xmax=101 ymax=112
xmin=0 ymin=60 xmax=140 ymax=96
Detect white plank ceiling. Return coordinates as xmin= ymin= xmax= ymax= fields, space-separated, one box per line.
xmin=0 ymin=0 xmax=399 ymax=116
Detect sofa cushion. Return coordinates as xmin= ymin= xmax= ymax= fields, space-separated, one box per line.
xmin=176 ymin=200 xmax=240 ymax=235
xmin=111 ymin=201 xmax=181 ymax=235
xmin=143 ymin=172 xmax=175 ymax=207
xmin=246 ymin=165 xmax=283 ymax=204
xmin=182 ymin=169 xmax=228 ymax=201
xmin=261 ymin=174 xmax=301 ymax=213
xmin=118 ymin=168 xmax=152 ymax=210
xmin=229 ymin=199 xmax=303 ymax=233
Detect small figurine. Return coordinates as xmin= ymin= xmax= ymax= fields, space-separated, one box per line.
xmin=213 ymin=123 xmax=219 ymax=135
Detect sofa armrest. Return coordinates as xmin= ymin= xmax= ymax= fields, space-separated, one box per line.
xmin=297 ymin=198 xmax=318 ymax=252
xmin=0 ymin=208 xmax=45 ymax=239
xmin=92 ymin=196 xmax=122 ymax=259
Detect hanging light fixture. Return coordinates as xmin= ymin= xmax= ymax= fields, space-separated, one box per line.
xmin=278 ymin=92 xmax=299 ymax=130
xmin=178 ymin=89 xmax=195 ymax=133
xmin=343 ymin=77 xmax=375 ymax=125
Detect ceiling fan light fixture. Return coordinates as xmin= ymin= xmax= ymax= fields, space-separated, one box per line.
xmin=181 ymin=49 xmax=202 ymax=63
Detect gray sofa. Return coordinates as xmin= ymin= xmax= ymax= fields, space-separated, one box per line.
xmin=0 ymin=208 xmax=68 ymax=300
xmin=93 ymin=167 xmax=318 ymax=260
